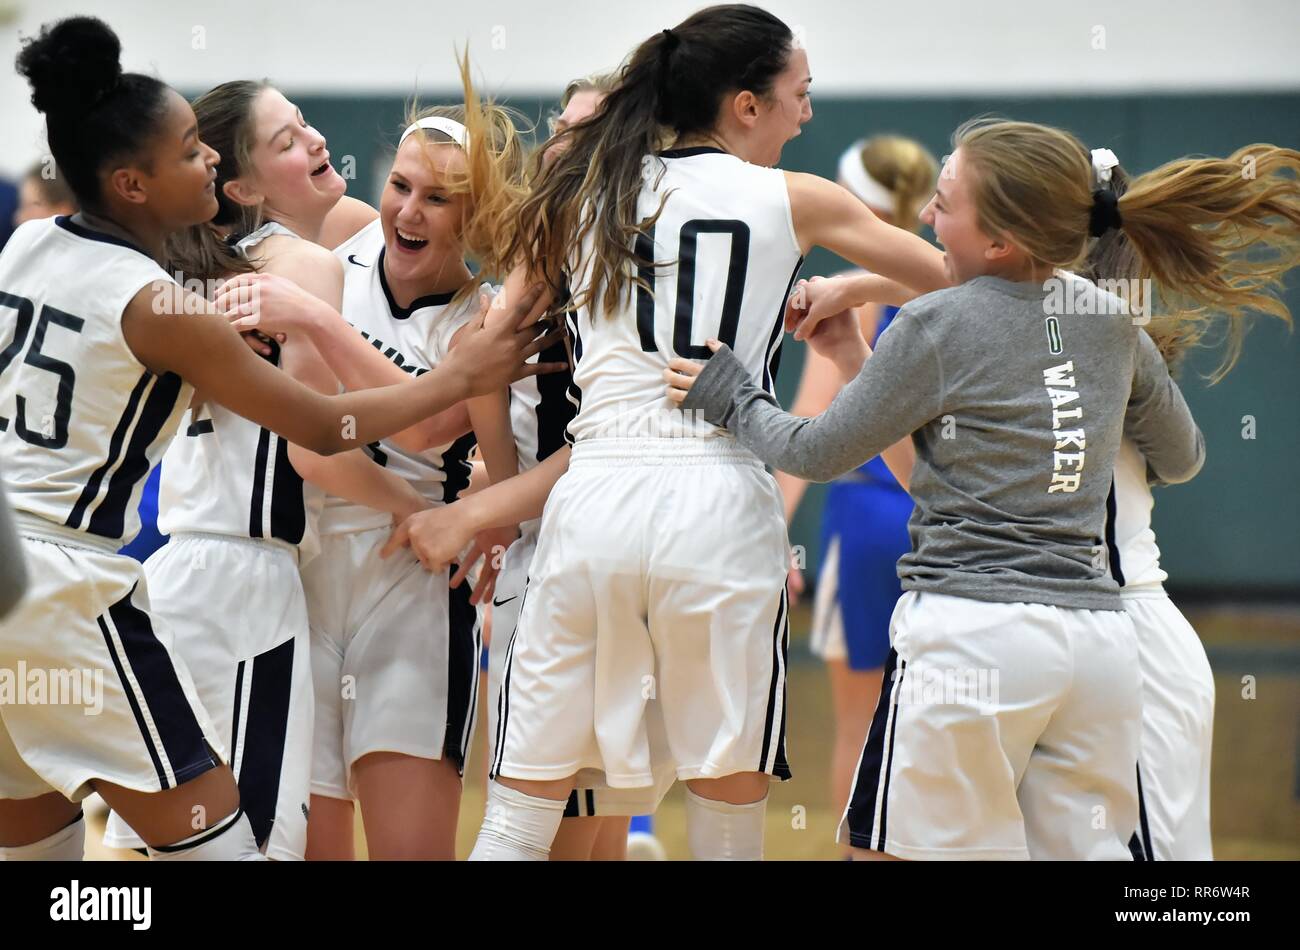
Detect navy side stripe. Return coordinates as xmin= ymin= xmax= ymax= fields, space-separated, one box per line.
xmin=845 ymin=648 xmax=903 ymax=849
xmin=87 ymin=372 xmax=184 ymax=539
xmin=66 ymin=372 xmax=151 ymax=529
xmin=249 ymin=428 xmax=272 ymax=538
xmin=268 ymin=430 xmax=307 ymax=544
xmin=1104 ymin=478 xmax=1126 ymax=586
xmin=874 ymin=657 xmax=906 ymax=850
xmin=534 ymin=331 xmax=577 ymax=464
xmin=107 ymin=585 xmax=217 ymax=785
xmin=239 ymin=637 xmax=295 ymax=848
xmin=763 ymin=257 xmax=803 ymax=394
xmin=1135 ymin=763 xmax=1154 ymax=860
xmin=444 ymin=569 xmax=479 ymax=773
xmin=97 ymin=614 xmax=168 ymax=790
xmin=441 ymin=432 xmax=477 ymax=504
xmin=758 ymin=588 xmax=792 ymax=779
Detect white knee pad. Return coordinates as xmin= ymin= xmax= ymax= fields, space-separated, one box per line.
xmin=469 ymin=782 xmax=568 ymax=861
xmin=685 ymin=789 xmax=767 ymax=861
xmin=0 ymin=811 xmax=85 ymax=861
xmin=148 ymin=809 xmax=266 ymax=861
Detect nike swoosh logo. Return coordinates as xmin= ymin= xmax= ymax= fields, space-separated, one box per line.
xmin=492 ymin=595 xmax=518 ymax=608
xmin=347 ymin=254 xmax=369 ymax=267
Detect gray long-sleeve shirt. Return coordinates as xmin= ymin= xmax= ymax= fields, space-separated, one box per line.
xmin=684 ymin=274 xmax=1205 ymax=611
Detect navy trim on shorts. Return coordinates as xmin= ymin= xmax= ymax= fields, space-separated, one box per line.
xmin=490 ymin=580 xmax=529 ymax=780
xmin=444 ymin=569 xmax=479 ymax=774
xmin=149 ymin=808 xmax=245 ymax=853
xmin=845 ymin=648 xmax=905 ymax=850
xmin=97 ymin=584 xmax=217 ymax=789
xmin=239 ymin=637 xmax=295 ymax=848
xmin=268 ymin=430 xmax=307 ymax=545
xmin=1131 ymin=763 xmax=1154 ymax=861
xmin=759 ymin=588 xmax=792 ymax=779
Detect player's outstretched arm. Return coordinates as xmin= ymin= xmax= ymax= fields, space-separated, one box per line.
xmin=216 ymin=271 xmax=474 ymax=453
xmin=785 ymin=172 xmax=949 ymax=338
xmin=122 ymin=280 xmax=563 ymax=456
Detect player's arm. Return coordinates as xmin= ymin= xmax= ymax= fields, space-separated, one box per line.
xmin=318 ymin=196 xmax=380 ymax=250
xmin=266 ymin=246 xmax=429 ymax=519
xmin=123 ymin=279 xmax=562 ymax=456
xmin=785 ymin=172 xmax=949 ymax=337
xmin=383 ymin=444 xmax=571 ymax=574
xmin=1125 ymin=331 xmax=1205 ymax=485
xmin=217 ymin=272 xmax=472 ymax=454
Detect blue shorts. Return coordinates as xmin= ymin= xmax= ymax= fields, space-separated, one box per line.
xmin=810 ymin=480 xmax=913 ymax=671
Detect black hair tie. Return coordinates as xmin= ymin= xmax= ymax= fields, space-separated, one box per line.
xmin=661 ymin=28 xmax=680 ymax=52
xmin=1089 ymin=189 xmax=1122 ymax=237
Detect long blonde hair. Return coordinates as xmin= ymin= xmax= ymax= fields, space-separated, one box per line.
xmin=402 ymin=50 xmax=530 ymax=294
xmin=955 ymin=117 xmax=1300 ymax=380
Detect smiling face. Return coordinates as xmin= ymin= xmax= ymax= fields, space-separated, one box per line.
xmin=132 ymin=89 xmax=221 ymax=229
xmin=740 ymin=45 xmax=813 ymax=167
xmin=229 ymin=87 xmax=346 ymax=221
xmin=918 ymin=148 xmax=998 ymax=284
xmin=378 ymin=136 xmax=471 ymax=287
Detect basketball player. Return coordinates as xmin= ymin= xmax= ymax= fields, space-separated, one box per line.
xmin=102 ymin=80 xmax=437 ymax=860
xmin=218 ymin=59 xmax=536 ymax=859
xmin=385 ymin=5 xmax=952 ymax=861
xmin=668 ymin=119 xmax=1300 ymax=859
xmin=0 ymin=15 xmax=558 ymax=861
xmin=779 ymin=134 xmax=936 ymax=852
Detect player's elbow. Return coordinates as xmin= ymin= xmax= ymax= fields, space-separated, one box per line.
xmin=1151 ymin=431 xmax=1206 ymax=486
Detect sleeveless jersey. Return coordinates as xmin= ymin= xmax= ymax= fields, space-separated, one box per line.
xmin=322 ymin=219 xmax=479 ymax=535
xmin=563 ymin=146 xmax=803 ymax=444
xmin=158 ymin=221 xmax=325 ymax=550
xmin=0 ymin=216 xmax=190 ymax=544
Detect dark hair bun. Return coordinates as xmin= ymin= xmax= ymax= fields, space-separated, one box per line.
xmin=16 ymin=16 xmax=123 ymax=117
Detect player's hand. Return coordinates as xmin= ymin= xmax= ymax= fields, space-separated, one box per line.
xmin=214 ymin=272 xmax=328 ymax=336
xmin=786 ymin=275 xmax=858 ymax=341
xmin=382 ymin=504 xmax=472 ymax=573
xmin=663 ymin=344 xmax=714 ymax=405
xmin=443 ymin=287 xmax=568 ymax=397
xmin=452 ymin=525 xmax=519 ymax=606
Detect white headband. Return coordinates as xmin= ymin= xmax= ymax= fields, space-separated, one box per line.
xmin=1091 ymin=147 xmax=1120 ymax=187
xmin=399 ymin=116 xmax=470 ymax=149
xmin=837 ymin=141 xmax=895 ymax=214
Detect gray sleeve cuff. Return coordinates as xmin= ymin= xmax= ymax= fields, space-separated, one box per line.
xmin=680 ymin=344 xmax=759 ymax=427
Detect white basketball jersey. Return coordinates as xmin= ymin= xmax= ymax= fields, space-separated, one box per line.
xmin=1112 ymin=437 xmax=1167 ymax=591
xmin=158 ymin=222 xmax=325 ymax=550
xmin=0 ymin=216 xmax=191 ymax=545
xmin=322 ymin=219 xmax=479 ymax=535
xmin=564 ymin=146 xmax=803 ymax=443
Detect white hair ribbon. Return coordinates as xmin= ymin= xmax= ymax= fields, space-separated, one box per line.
xmin=1091 ymin=147 xmax=1120 ymax=186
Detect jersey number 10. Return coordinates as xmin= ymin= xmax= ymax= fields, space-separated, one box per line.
xmin=635 ymin=219 xmax=750 ymax=359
